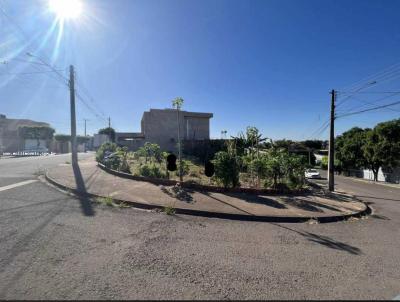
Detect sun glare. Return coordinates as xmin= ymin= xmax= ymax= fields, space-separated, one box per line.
xmin=49 ymin=0 xmax=82 ymax=20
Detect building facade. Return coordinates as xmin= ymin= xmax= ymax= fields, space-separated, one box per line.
xmin=116 ymin=109 xmax=213 ymax=152
xmin=0 ymin=114 xmax=51 ymax=153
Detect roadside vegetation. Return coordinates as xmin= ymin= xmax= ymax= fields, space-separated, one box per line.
xmin=334 ymin=118 xmax=400 ymax=181
xmin=96 ymin=126 xmax=309 ymax=191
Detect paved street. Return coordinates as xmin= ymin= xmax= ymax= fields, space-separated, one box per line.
xmin=0 ymin=155 xmax=399 ymax=299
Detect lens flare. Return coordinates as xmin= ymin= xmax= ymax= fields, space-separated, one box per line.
xmin=48 ymin=0 xmax=82 ymax=20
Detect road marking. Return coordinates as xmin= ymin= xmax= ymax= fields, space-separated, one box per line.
xmin=0 ymin=180 xmax=38 ymax=192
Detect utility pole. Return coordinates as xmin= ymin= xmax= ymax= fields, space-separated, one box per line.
xmin=108 ymin=117 xmax=111 ymax=142
xmin=84 ymin=119 xmax=88 ymax=136
xmin=69 ymin=65 xmax=77 ymax=165
xmin=328 ymin=89 xmax=336 ymax=191
xmin=83 ymin=119 xmax=88 ymax=153
xmin=176 ymin=107 xmax=183 ymax=182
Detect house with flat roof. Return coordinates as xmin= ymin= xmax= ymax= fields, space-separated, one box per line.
xmin=0 ymin=114 xmax=52 ymax=153
xmin=116 ymin=108 xmax=213 ymax=152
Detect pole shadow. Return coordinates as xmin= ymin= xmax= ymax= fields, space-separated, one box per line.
xmin=271 ymin=223 xmax=362 ymax=255
xmin=72 ymin=162 xmax=95 ymax=216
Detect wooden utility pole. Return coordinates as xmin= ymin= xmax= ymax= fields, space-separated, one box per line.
xmin=328 ymin=89 xmax=336 ymax=191
xmin=69 ymin=65 xmax=77 ymax=165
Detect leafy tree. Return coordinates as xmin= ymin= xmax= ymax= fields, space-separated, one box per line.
xmin=137 ymin=142 xmax=161 ymax=163
xmin=335 ymin=127 xmax=368 ymax=171
xmin=272 ymin=139 xmax=293 ymax=151
xmin=98 ymin=127 xmax=116 ymax=142
xmin=262 ymin=149 xmax=306 ymax=189
xmin=175 ymin=159 xmax=190 ymax=177
xmin=363 ymin=119 xmax=400 ymax=181
xmin=232 ymin=126 xmax=267 ymax=157
xmin=301 ymin=140 xmax=324 ymax=150
xmin=213 ymin=151 xmax=240 ymax=188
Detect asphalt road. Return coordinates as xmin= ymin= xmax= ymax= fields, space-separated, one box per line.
xmin=0 ymin=155 xmax=399 ymax=300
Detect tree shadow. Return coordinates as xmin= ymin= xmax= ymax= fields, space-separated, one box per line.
xmin=369 ymin=214 xmax=390 ymax=220
xmin=280 ymin=196 xmax=323 ymax=212
xmin=199 ymin=191 xmax=255 ymax=216
xmin=307 ymin=181 xmax=361 ymax=203
xmin=72 ymin=162 xmax=95 ymax=216
xmin=225 ymin=193 xmax=287 ymax=209
xmin=272 ymin=223 xmax=362 ymax=255
xmin=160 ymin=185 xmax=194 ymax=203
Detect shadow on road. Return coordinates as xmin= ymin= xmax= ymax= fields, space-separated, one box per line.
xmin=225 ymin=193 xmax=287 ymax=209
xmin=199 ymin=191 xmax=255 ymax=216
xmin=72 ymin=162 xmax=95 ymax=216
xmin=160 ymin=185 xmax=194 ymax=203
xmin=272 ymin=223 xmax=362 ymax=255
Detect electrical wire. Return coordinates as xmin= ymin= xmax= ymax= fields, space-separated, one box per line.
xmin=337 ymin=99 xmax=400 ymax=119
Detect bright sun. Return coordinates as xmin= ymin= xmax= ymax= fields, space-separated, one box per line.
xmin=48 ymin=0 xmax=82 ymax=20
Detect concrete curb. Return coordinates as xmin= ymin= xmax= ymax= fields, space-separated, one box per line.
xmin=45 ymin=171 xmax=371 ymax=224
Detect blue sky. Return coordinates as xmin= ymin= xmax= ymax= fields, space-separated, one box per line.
xmin=1 ymin=0 xmax=400 ymax=139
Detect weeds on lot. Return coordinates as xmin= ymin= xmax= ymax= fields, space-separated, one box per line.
xmin=65 ymin=161 xmax=71 ymax=164
xmin=96 ymin=196 xmax=116 ymax=207
xmin=163 ymin=205 xmax=176 ymax=215
xmin=117 ymin=201 xmax=131 ymax=208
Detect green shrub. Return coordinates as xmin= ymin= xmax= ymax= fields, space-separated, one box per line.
xmin=96 ymin=142 xmax=117 ymax=163
xmin=138 ymin=164 xmax=166 ymax=178
xmin=163 ymin=205 xmax=176 ymax=215
xmin=213 ymin=151 xmax=240 ymax=188
xmin=104 ymin=154 xmax=121 ymax=170
xmin=176 ymin=160 xmax=190 ymax=177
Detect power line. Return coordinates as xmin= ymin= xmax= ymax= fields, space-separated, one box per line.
xmin=337 ymin=90 xmax=400 ymax=113
xmin=0 ymin=69 xmax=64 ymax=76
xmin=75 ymin=90 xmax=108 ymax=123
xmin=74 ymin=74 xmax=106 ymax=119
xmin=338 ymin=61 xmax=400 ymax=93
xmin=26 ymin=52 xmax=69 ymax=85
xmin=337 ymin=99 xmax=400 ymax=119
xmin=309 ymin=119 xmax=330 ymax=138
xmin=337 ymin=94 xmax=400 ymax=114
xmin=338 ymin=91 xmax=400 ymax=95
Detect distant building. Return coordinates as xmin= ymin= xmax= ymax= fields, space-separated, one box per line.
xmin=93 ymin=134 xmax=110 ymax=149
xmin=314 ymin=149 xmax=329 ymax=164
xmin=116 ymin=108 xmax=213 ymax=152
xmin=0 ymin=114 xmax=51 ymax=153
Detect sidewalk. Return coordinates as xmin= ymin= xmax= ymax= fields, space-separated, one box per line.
xmin=46 ymin=157 xmax=368 ymax=222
